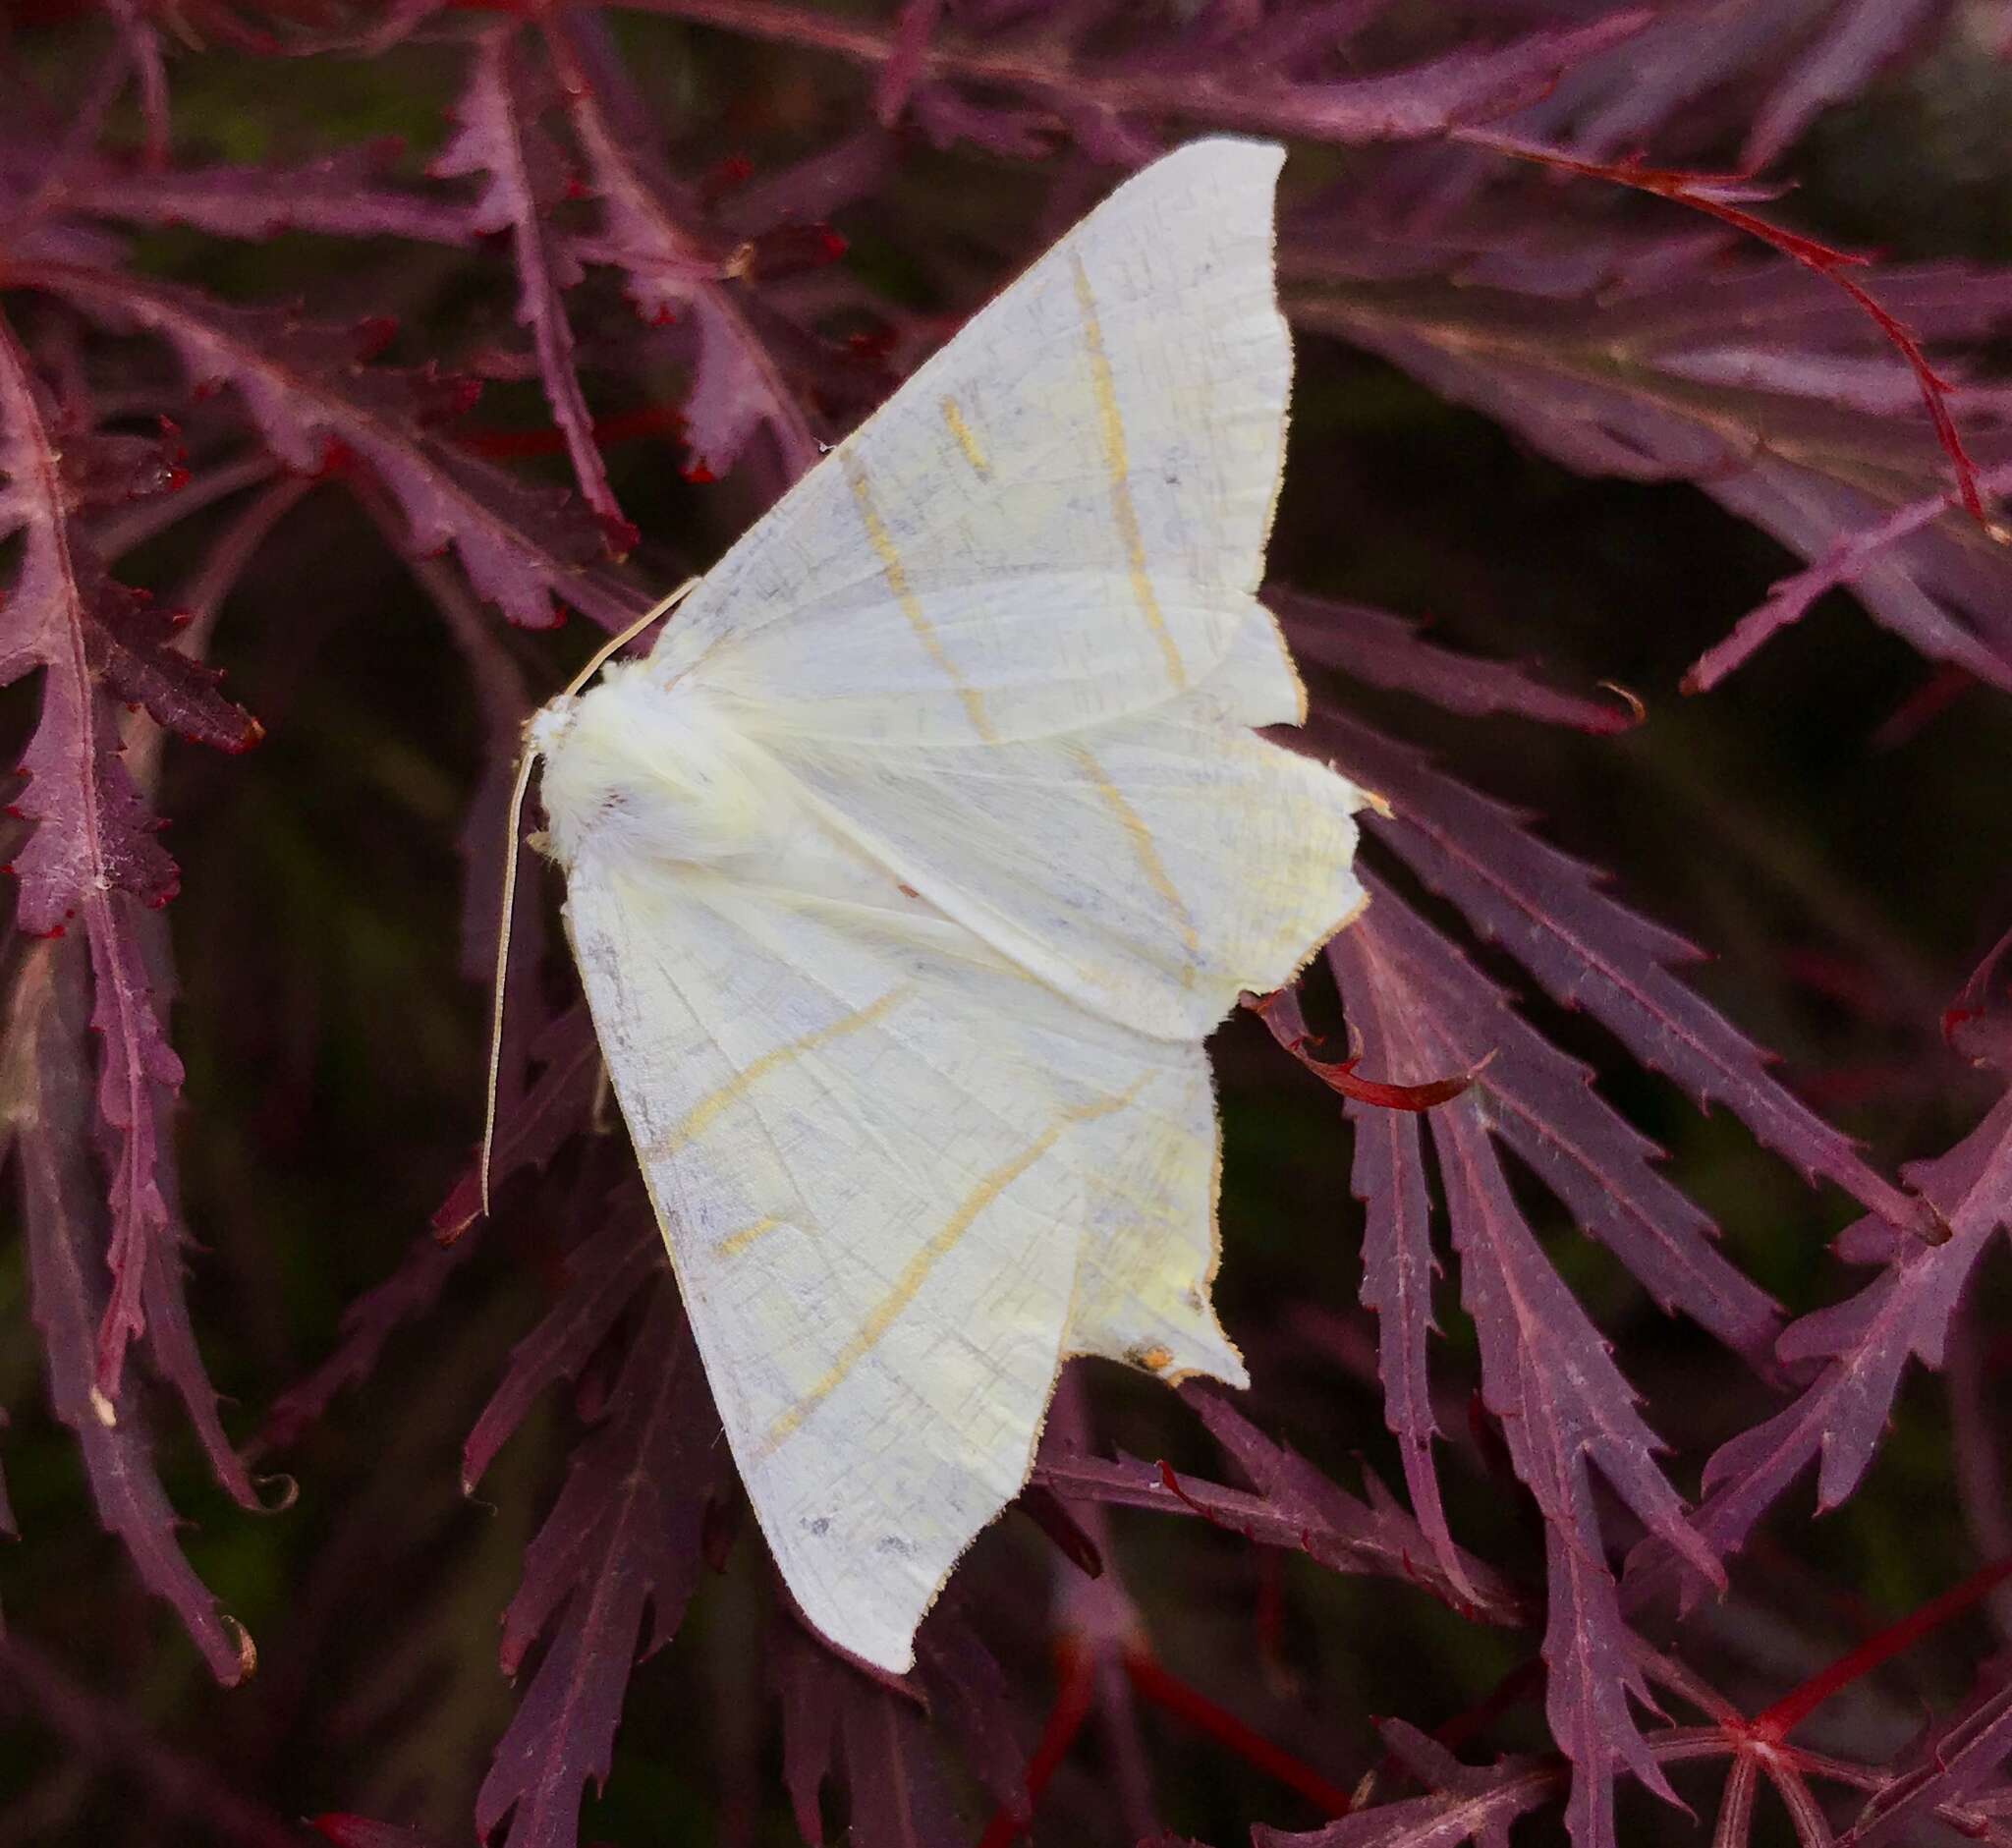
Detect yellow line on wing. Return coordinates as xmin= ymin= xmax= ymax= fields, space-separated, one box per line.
xmin=844 ymin=453 xmax=995 ymax=741
xmin=1070 ymin=252 xmax=1187 ymax=691
xmin=717 ymin=1214 xmax=784 ymax=1260
xmin=761 ymin=1085 xmax=1140 ymax=1450
xmin=642 ymin=987 xmax=908 ymax=1161
xmin=1065 ymin=742 xmax=1198 ymax=985
xmin=940 ymin=397 xmax=989 ymax=476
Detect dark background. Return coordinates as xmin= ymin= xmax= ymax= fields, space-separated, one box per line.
xmin=1 ymin=6 xmax=2009 ymax=1846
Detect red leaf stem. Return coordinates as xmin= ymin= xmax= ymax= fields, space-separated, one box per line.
xmin=977 ymin=1638 xmax=1093 ymax=1848
xmin=1753 ymin=1552 xmax=2012 ymax=1743
xmin=453 ymin=405 xmax=688 ymax=461
xmin=1454 ymin=131 xmax=1991 ymax=526
xmin=1124 ymin=1649 xmax=1356 ymax=1819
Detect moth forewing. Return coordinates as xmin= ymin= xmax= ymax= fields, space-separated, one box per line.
xmin=528 ymin=138 xmax=1368 ymax=1673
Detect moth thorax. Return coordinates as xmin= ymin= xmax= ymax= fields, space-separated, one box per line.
xmin=532 ymin=663 xmax=759 ymax=869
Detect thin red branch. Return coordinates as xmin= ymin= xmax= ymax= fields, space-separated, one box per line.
xmin=1157 ymin=1458 xmax=1256 ymax=1541
xmin=977 ymin=1638 xmax=1093 ymax=1848
xmin=1455 ymin=131 xmax=1991 ymax=526
xmin=1124 ymin=1648 xmax=1356 ymax=1819
xmin=1754 ymin=1552 xmax=2012 ymax=1741
xmin=1428 ymin=1657 xmax=1549 ymax=1761
xmin=1872 ymin=663 xmax=1980 ymax=752
xmin=977 ymin=1590 xmax=1355 ymax=1835
xmin=453 ymin=405 xmax=687 ymax=461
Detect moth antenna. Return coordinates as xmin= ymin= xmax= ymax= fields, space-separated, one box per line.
xmin=481 ymin=743 xmax=543 ymax=1220
xmin=480 ymin=579 xmax=700 ymax=1217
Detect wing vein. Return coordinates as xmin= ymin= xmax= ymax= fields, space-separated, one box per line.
xmin=760 ymin=1081 xmax=1143 ymax=1452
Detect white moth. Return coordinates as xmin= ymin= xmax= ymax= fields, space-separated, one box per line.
xmin=518 ymin=138 xmax=1367 ymax=1673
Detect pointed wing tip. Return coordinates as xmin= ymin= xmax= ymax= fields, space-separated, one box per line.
xmin=1168 ymin=1338 xmax=1250 ymax=1393
xmin=841 ymin=1627 xmax=920 ymax=1678
xmin=1087 ymin=1320 xmax=1250 ymax=1392
xmin=1168 ymin=140 xmax=1286 ymax=220
xmin=1122 ymin=138 xmax=1284 ymax=216
xmin=1172 ymin=135 xmax=1286 ymax=174
xmin=787 ymin=1572 xmax=926 ymax=1677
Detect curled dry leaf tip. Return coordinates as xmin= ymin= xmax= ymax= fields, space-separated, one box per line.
xmin=1595 ymin=680 xmax=1648 ymax=727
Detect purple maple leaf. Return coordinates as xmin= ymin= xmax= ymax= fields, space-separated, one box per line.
xmin=16 ymin=266 xmax=638 ymax=632
xmin=432 ymin=28 xmax=634 ymax=551
xmin=844 ymin=2 xmax=1652 ymax=153
xmin=1255 ymin=1720 xmax=1554 ymax=1847
xmin=1034 ymin=1429 xmax=1524 ymax=1626
xmin=476 ymin=1288 xmax=730 ymax=1848
xmin=1289 ymin=253 xmax=2012 ymax=692
xmin=1499 ymin=0 xmax=1952 ymax=172
xmin=3 ymin=937 xmax=252 ymax=1684
xmin=549 ymin=12 xmax=823 ymax=484
xmin=1327 ymin=879 xmax=1783 ymax=1361
xmin=1297 ymin=873 xmax=1736 ymax=1847
xmin=1639 ymin=1085 xmax=2012 ymax=1600
xmin=1316 ymin=711 xmax=1929 ymax=1238
xmin=772 ymin=1610 xmax=976 ymax=1848
xmin=1434 ymin=1092 xmax=1714 ymax=1848
xmin=0 ymin=309 xmax=259 ymax=1406
xmin=1276 ymin=588 xmax=1640 ymax=734
xmin=1838 ymin=1660 xmax=2012 ymax=1846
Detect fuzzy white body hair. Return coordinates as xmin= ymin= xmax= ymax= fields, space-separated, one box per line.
xmin=531 ymin=664 xmax=764 ymax=873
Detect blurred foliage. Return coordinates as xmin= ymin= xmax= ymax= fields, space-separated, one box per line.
xmin=1 ymin=6 xmax=2010 ymax=1848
